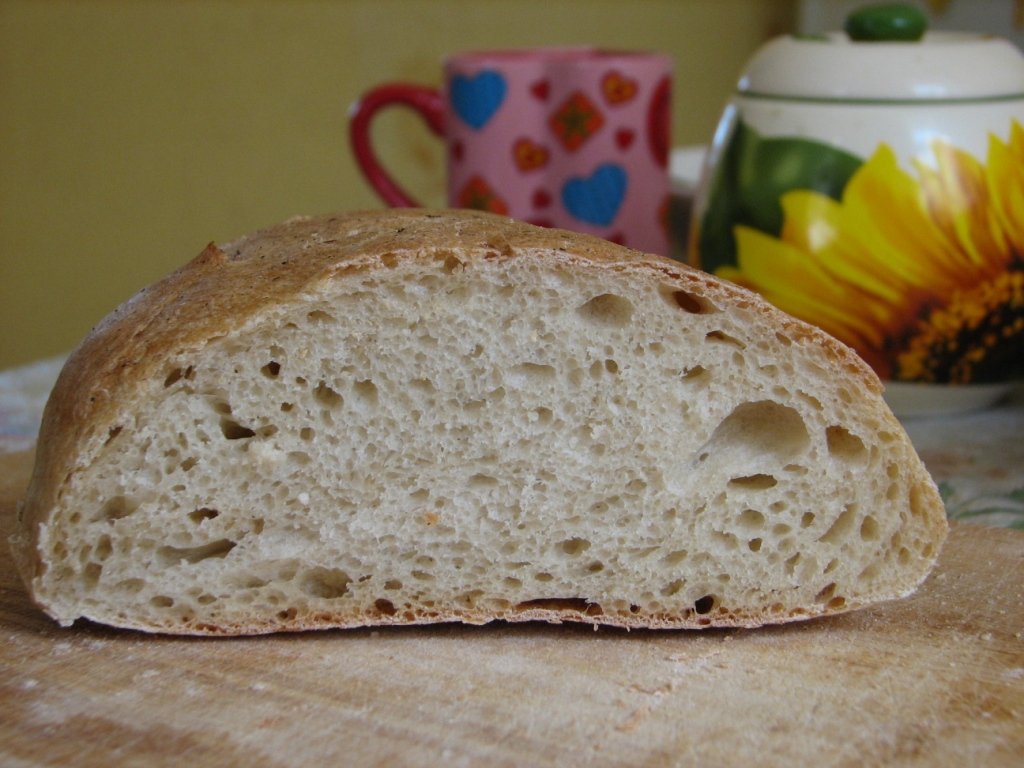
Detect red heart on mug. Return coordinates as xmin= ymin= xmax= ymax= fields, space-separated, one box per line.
xmin=530 ymin=80 xmax=550 ymax=101
xmin=451 ymin=140 xmax=465 ymax=162
xmin=532 ymin=188 xmax=552 ymax=209
xmin=615 ymin=129 xmax=635 ymax=150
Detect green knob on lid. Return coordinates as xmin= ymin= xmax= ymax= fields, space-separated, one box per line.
xmin=845 ymin=3 xmax=928 ymax=41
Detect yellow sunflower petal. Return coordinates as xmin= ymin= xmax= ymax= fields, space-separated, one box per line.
xmin=916 ymin=140 xmax=1009 ymax=275
xmin=987 ymin=120 xmax=1024 ymax=255
xmin=778 ymin=178 xmax=940 ymax=342
xmin=778 ymin=187 xmax=907 ymax=308
xmin=729 ymin=225 xmax=889 ymax=365
xmin=839 ymin=144 xmax=966 ymax=294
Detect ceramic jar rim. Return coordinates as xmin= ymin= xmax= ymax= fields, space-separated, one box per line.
xmin=738 ymin=31 xmax=1024 ymax=103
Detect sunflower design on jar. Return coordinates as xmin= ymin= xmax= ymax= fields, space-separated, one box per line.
xmin=715 ymin=122 xmax=1023 ymax=385
xmin=689 ymin=8 xmax=1024 ymax=397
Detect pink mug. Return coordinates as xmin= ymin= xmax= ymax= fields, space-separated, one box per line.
xmin=349 ymin=48 xmax=673 ymax=254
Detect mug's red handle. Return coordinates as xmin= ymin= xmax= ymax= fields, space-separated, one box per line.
xmin=349 ymin=84 xmax=445 ymax=207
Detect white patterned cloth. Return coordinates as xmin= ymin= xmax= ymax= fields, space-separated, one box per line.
xmin=0 ymin=355 xmax=67 ymax=453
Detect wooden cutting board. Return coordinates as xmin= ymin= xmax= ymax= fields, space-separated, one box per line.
xmin=1 ymin=448 xmax=1021 ymax=767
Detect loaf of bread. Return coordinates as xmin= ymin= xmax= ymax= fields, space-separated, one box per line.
xmin=11 ymin=209 xmax=947 ymax=634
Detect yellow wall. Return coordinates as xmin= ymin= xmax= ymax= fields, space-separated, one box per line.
xmin=0 ymin=0 xmax=795 ymax=368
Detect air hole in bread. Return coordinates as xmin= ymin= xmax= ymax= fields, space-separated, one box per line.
xmin=97 ymin=495 xmax=139 ymax=522
xmin=693 ymin=595 xmax=716 ymax=614
xmin=698 ymin=401 xmax=810 ymax=467
xmin=94 ymin=535 xmax=113 ymax=562
xmin=661 ymin=579 xmax=684 ymax=596
xmin=219 ymin=417 xmax=255 ymax=440
xmin=468 ymin=473 xmax=498 ymax=488
xmin=511 ymin=362 xmax=557 ymax=383
xmin=296 ymin=567 xmax=352 ymax=599
xmin=800 ymin=392 xmax=823 ymax=412
xmin=307 ymin=310 xmax=335 ymax=324
xmin=681 ymin=365 xmax=710 ymax=385
xmin=516 ymin=598 xmax=602 ymax=616
xmin=287 ymin=451 xmax=311 ymax=467
xmin=728 ymin=474 xmax=778 ymax=490
xmin=374 ymin=598 xmax=398 ymax=616
xmin=705 ymin=330 xmax=746 ymax=349
xmin=662 ymin=549 xmax=688 ymax=565
xmin=353 ymin=380 xmax=379 ymax=407
xmin=439 ymin=252 xmax=464 ymax=273
xmin=157 ymin=539 xmax=237 ymax=567
xmin=816 ymin=584 xmax=848 ymax=609
xmin=858 ymin=561 xmax=881 ymax=583
xmin=577 ymin=293 xmax=635 ymax=327
xmin=714 ymin=531 xmax=740 ymax=551
xmin=163 ymin=365 xmax=195 ymax=388
xmin=533 ymin=407 xmax=554 ymax=425
xmin=748 ymin=538 xmax=763 ymax=552
xmin=826 ymin=425 xmax=867 ymax=465
xmin=313 ymin=381 xmax=344 ymax=409
xmin=151 ymin=595 xmax=174 ymax=608
xmin=82 ymin=562 xmax=102 ymax=588
xmin=117 ymin=578 xmax=145 ymax=594
xmin=784 ymin=553 xmax=801 ymax=575
xmin=665 ymin=288 xmax=718 ymax=315
xmin=626 ymin=544 xmax=659 ymax=561
xmin=736 ymin=508 xmax=766 ymax=531
xmin=859 ymin=515 xmax=880 ymax=541
xmin=819 ymin=504 xmax=858 ymax=545
xmin=559 ymin=537 xmax=591 ymax=556
xmin=188 ymin=507 xmax=219 ymax=525
xmin=260 ymin=361 xmax=281 ymax=378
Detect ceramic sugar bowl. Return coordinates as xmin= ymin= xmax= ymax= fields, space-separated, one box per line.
xmin=689 ymin=4 xmax=1024 ymax=415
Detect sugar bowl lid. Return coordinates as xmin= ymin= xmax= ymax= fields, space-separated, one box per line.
xmin=737 ymin=3 xmax=1024 ymax=102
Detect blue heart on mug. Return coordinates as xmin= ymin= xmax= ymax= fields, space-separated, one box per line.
xmin=450 ymin=70 xmax=507 ymax=130
xmin=561 ymin=164 xmax=628 ymax=226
